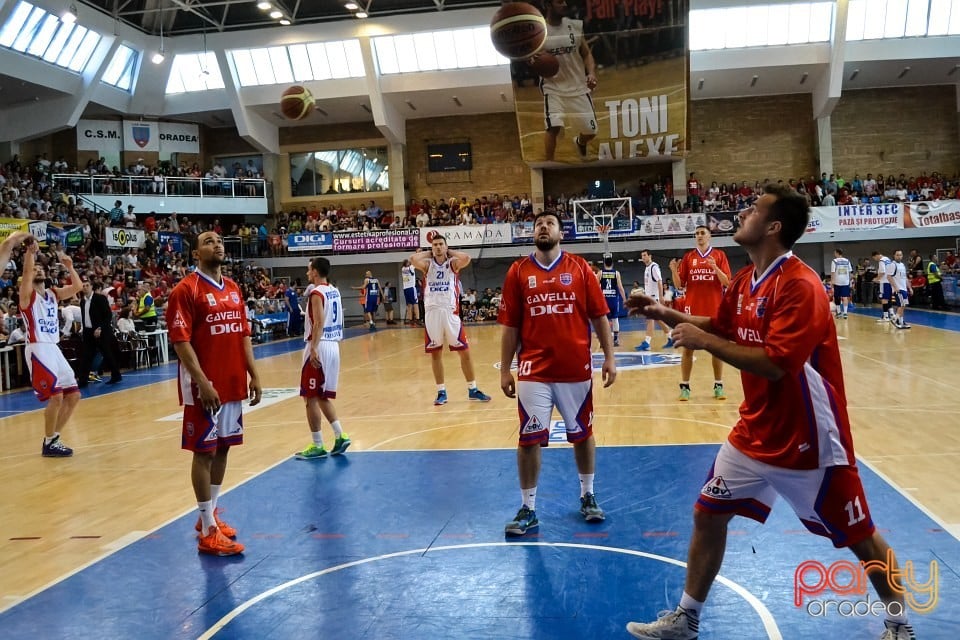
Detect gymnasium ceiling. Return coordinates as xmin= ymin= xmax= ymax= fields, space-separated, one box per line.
xmin=75 ymin=0 xmax=503 ymax=36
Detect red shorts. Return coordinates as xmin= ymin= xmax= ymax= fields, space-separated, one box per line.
xmin=181 ymin=400 xmax=244 ymax=453
xmin=696 ymin=442 xmax=875 ymax=548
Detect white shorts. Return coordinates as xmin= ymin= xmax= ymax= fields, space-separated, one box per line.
xmin=424 ymin=307 xmax=468 ymax=352
xmin=516 ymin=380 xmax=594 ymax=447
xmin=696 ymin=441 xmax=875 ymax=548
xmin=25 ymin=343 xmax=78 ymax=401
xmin=544 ymin=93 xmax=598 ymax=135
xmin=300 ymin=341 xmax=340 ymax=398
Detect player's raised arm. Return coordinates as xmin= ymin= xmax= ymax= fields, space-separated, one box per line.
xmin=448 ymin=247 xmax=472 ymax=272
xmin=408 ymin=247 xmax=431 ymax=272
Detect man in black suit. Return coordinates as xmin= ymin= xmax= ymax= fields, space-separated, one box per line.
xmin=78 ymin=280 xmax=122 ymax=387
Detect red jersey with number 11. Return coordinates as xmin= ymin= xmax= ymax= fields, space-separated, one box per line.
xmin=498 ymin=251 xmax=608 ymax=383
xmin=712 ymin=254 xmax=854 ymax=470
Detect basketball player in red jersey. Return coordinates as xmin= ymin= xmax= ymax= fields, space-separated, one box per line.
xmin=669 ymin=226 xmax=731 ymax=401
xmin=167 ymin=231 xmax=262 ymax=557
xmin=625 ymin=185 xmax=913 ymax=640
xmin=498 ymin=210 xmax=616 ymax=536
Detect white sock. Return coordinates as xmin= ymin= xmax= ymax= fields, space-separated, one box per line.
xmin=467 ymin=380 xmax=477 ymax=390
xmin=44 ymin=432 xmax=59 ymax=445
xmin=311 ymin=431 xmax=323 ymax=446
xmin=198 ymin=500 xmax=216 ymax=532
xmin=437 ymin=384 xmax=446 ymax=392
xmin=331 ymin=420 xmax=343 ymax=438
xmin=210 ymin=484 xmax=221 ymax=511
xmin=645 ymin=335 xmax=652 ymax=343
xmin=579 ymin=473 xmax=595 ymax=497
xmin=842 ymin=302 xmax=848 ymax=314
xmin=714 ymin=380 xmax=723 ymax=386
xmin=679 ymin=591 xmax=704 ymax=618
xmin=522 ymin=487 xmax=537 ymax=510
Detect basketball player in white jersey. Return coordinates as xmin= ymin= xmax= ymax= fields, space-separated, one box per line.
xmin=401 ymin=258 xmax=420 ymax=325
xmin=888 ymin=250 xmax=912 ymax=329
xmin=19 ymin=236 xmax=84 ymax=457
xmin=539 ymin=0 xmax=598 ymax=162
xmin=295 ymin=256 xmax=350 ymax=459
xmin=830 ymin=248 xmax=853 ymax=319
xmin=408 ymin=236 xmax=492 ymax=406
xmin=636 ymin=249 xmax=674 ymax=350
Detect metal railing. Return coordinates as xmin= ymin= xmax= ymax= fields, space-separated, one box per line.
xmin=52 ymin=174 xmax=268 ymax=199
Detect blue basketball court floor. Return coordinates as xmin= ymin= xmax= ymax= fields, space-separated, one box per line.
xmin=0 ymin=313 xmax=958 ymax=639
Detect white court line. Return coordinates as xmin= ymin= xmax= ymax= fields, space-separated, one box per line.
xmin=848 ymin=350 xmax=955 ymax=390
xmin=195 ymin=542 xmax=783 ymax=640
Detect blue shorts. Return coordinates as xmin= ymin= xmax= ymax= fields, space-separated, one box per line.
xmin=880 ymin=283 xmax=893 ymax=301
xmin=894 ymin=290 xmax=909 ymax=307
xmin=833 ymin=285 xmax=850 ymax=298
xmin=404 ymin=287 xmax=418 ymax=304
xmin=364 ymin=298 xmax=380 ymax=313
xmin=604 ymin=297 xmax=621 ymax=319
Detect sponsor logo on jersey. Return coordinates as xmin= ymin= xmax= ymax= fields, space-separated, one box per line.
xmin=701 ymin=475 xmax=732 ymax=498
xmin=206 ymin=293 xmax=217 ymax=306
xmin=756 ymin=296 xmax=768 ymax=318
xmin=560 ymin=273 xmax=573 ymax=286
xmin=171 ymin=310 xmax=187 ymax=329
xmin=528 ymin=275 xmax=537 ymax=289
xmin=230 ymin=291 xmax=240 ymax=304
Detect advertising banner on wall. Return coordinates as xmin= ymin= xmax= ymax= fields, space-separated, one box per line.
xmin=512 ymin=220 xmax=577 ymax=242
xmin=418 ymin=224 xmax=513 ymax=248
xmin=333 ymin=230 xmax=419 ymax=253
xmin=158 ymin=123 xmax=200 ymax=154
xmin=76 ymin=119 xmax=123 ymax=153
xmin=158 ymin=232 xmax=183 ymax=254
xmin=808 ymin=203 xmax=903 ymax=233
xmin=105 ymin=227 xmax=146 ymax=249
xmin=902 ymin=200 xmax=960 ymax=230
xmin=123 ymin=120 xmax=159 ymax=152
xmin=288 ymin=233 xmax=334 ymax=252
xmin=508 ymin=1 xmax=688 ymax=165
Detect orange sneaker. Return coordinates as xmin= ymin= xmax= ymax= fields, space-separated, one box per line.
xmin=194 ymin=507 xmax=237 ymax=539
xmin=197 ymin=526 xmax=244 ymax=556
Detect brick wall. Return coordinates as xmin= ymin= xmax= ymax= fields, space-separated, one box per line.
xmin=831 ymin=86 xmax=959 ymax=179
xmin=543 ymin=163 xmax=673 ymax=200
xmin=405 ymin=113 xmax=530 ymax=203
xmin=686 ymin=94 xmax=817 ymax=186
xmin=278 ymin=122 xmax=382 ymax=146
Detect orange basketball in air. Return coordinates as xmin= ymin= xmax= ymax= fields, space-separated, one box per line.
xmin=490 ymin=2 xmax=547 ymax=61
xmin=280 ymin=85 xmax=315 ymax=121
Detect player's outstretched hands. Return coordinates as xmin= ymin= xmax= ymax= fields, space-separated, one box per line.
xmin=669 ymin=323 xmax=709 ymax=351
xmin=500 ymin=369 xmax=516 ymax=399
xmin=625 ymin=292 xmax=666 ymax=320
xmin=57 ymin=251 xmax=73 ymax=270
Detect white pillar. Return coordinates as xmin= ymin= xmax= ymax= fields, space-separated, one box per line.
xmin=672 ymin=159 xmax=688 ymax=203
xmin=530 ymin=167 xmax=544 ymax=212
xmin=817 ymin=116 xmax=833 ymax=176
xmin=389 ymin=143 xmax=407 ymax=222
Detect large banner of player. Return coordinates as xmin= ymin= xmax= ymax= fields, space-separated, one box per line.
xmin=509 ymin=0 xmax=688 ymax=165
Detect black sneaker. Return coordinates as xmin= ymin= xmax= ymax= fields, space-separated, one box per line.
xmin=42 ymin=435 xmax=74 ymax=458
xmin=505 ymin=505 xmax=539 ymax=536
xmin=579 ymin=492 xmax=605 ymax=522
